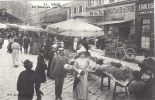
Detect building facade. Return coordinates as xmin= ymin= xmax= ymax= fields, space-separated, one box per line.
xmin=26 ymin=7 xmax=70 ymax=29
xmin=87 ymin=0 xmax=137 ymax=42
xmin=135 ymin=0 xmax=154 ymax=50
xmin=103 ymin=1 xmax=136 ymax=41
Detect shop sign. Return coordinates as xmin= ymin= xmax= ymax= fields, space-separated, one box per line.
xmin=89 ymin=10 xmax=104 ymax=16
xmin=105 ymin=3 xmax=135 ymax=21
xmin=71 ymin=10 xmax=104 ymax=17
xmin=44 ymin=9 xmax=68 ymax=22
xmin=137 ymin=2 xmax=154 ymax=15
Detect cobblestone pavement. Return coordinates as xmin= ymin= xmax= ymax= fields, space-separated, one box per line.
xmin=0 ymin=40 xmax=140 ymax=100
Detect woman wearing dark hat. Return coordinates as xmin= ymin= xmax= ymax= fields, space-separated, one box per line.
xmin=138 ymin=51 xmax=155 ymax=77
xmin=35 ymin=49 xmax=47 ymax=83
xmin=17 ymin=59 xmax=43 ymax=100
xmin=72 ymin=46 xmax=90 ymax=100
xmin=128 ymin=71 xmax=145 ymax=100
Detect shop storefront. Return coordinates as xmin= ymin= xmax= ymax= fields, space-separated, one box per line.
xmin=96 ymin=2 xmax=136 ymax=42
xmin=135 ymin=0 xmax=154 ymax=51
xmin=71 ymin=8 xmax=104 ymax=24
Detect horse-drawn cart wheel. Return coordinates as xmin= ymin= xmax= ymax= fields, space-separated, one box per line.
xmin=125 ymin=48 xmax=136 ymax=61
xmin=115 ymin=47 xmax=126 ymax=60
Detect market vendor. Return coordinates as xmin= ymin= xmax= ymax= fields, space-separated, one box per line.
xmin=138 ymin=50 xmax=155 ymax=77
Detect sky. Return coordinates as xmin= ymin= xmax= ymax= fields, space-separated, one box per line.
xmin=28 ymin=1 xmax=74 ymax=6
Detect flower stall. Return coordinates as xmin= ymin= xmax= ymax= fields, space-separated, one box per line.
xmin=64 ymin=52 xmax=134 ymax=98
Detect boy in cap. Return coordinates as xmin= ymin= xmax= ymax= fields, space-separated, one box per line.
xmin=50 ymin=48 xmax=68 ymax=100
xmin=128 ymin=71 xmax=145 ymax=100
xmin=17 ymin=59 xmax=43 ymax=100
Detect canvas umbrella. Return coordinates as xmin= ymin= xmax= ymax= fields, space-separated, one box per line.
xmin=0 ymin=23 xmax=6 ymax=29
xmin=19 ymin=25 xmax=45 ymax=32
xmin=58 ymin=30 xmax=104 ymax=38
xmin=6 ymin=24 xmax=19 ymax=28
xmin=46 ymin=18 xmax=104 ymax=37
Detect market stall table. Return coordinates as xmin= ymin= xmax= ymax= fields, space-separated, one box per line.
xmin=91 ymin=68 xmax=132 ymax=99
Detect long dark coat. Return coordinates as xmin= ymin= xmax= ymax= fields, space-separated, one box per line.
xmin=23 ymin=38 xmax=30 ymax=48
xmin=35 ymin=55 xmax=47 ymax=83
xmin=17 ymin=70 xmax=41 ymax=100
xmin=50 ymin=56 xmax=68 ymax=78
xmin=47 ymin=50 xmax=56 ymax=77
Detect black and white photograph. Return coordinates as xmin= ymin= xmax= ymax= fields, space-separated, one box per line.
xmin=0 ymin=0 xmax=154 ymax=100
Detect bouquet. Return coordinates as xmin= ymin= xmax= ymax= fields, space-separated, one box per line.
xmin=64 ymin=64 xmax=85 ymax=77
xmin=64 ymin=64 xmax=72 ymax=70
xmin=77 ymin=69 xmax=85 ymax=77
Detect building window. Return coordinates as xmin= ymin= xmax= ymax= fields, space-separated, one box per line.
xmin=79 ymin=6 xmax=82 ymax=13
xmin=98 ymin=0 xmax=101 ymax=5
xmin=91 ymin=0 xmax=94 ymax=6
xmin=74 ymin=7 xmax=76 ymax=13
xmin=88 ymin=0 xmax=91 ymax=7
xmin=101 ymin=0 xmax=104 ymax=4
xmin=109 ymin=0 xmax=115 ymax=3
xmin=141 ymin=19 xmax=150 ymax=49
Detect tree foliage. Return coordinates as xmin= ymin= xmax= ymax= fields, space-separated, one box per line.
xmin=0 ymin=1 xmax=32 ymax=21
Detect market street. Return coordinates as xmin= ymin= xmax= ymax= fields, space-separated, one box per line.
xmin=0 ymin=40 xmax=142 ymax=100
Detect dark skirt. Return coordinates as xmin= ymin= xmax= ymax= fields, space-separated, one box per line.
xmin=35 ymin=64 xmax=46 ymax=83
xmin=7 ymin=43 xmax=12 ymax=53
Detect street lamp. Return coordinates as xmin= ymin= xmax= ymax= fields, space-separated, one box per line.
xmin=0 ymin=9 xmax=6 ymax=23
xmin=2 ymin=9 xmax=6 ymax=16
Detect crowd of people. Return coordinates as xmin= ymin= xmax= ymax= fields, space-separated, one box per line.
xmin=0 ymin=31 xmax=154 ymax=100
xmin=17 ymin=43 xmax=155 ymax=100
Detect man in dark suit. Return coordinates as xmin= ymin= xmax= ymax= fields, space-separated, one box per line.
xmin=50 ymin=48 xmax=68 ymax=100
xmin=23 ymin=35 xmax=30 ymax=54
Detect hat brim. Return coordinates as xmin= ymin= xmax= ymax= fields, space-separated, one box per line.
xmin=57 ymin=51 xmax=64 ymax=52
xmin=77 ymin=51 xmax=86 ymax=54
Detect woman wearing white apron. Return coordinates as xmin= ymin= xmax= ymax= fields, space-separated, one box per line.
xmin=11 ymin=39 xmax=20 ymax=66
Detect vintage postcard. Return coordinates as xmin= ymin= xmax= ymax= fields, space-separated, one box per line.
xmin=0 ymin=0 xmax=154 ymax=100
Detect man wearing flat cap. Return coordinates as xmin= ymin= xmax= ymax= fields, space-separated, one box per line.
xmin=17 ymin=60 xmax=43 ymax=100
xmin=50 ymin=48 xmax=68 ymax=100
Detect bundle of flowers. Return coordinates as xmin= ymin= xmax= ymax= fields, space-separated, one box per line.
xmin=89 ymin=56 xmax=104 ymax=64
xmin=112 ymin=67 xmax=133 ymax=82
xmin=64 ymin=50 xmax=77 ymax=59
xmin=101 ymin=62 xmax=133 ymax=82
xmin=102 ymin=66 xmax=117 ymax=75
xmin=88 ymin=56 xmax=104 ymax=70
xmin=110 ymin=61 xmax=122 ymax=68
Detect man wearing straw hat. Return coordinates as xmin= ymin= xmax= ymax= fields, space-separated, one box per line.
xmin=50 ymin=48 xmax=68 ymax=100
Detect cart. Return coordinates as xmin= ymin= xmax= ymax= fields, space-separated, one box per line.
xmin=105 ymin=41 xmax=137 ymax=61
xmin=115 ymin=42 xmax=137 ymax=60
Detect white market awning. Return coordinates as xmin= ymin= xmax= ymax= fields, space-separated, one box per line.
xmin=95 ymin=20 xmax=133 ymax=25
